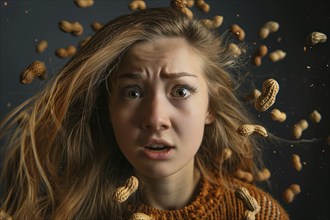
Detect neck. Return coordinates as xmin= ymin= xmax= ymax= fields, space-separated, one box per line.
xmin=135 ymin=161 xmax=201 ymax=210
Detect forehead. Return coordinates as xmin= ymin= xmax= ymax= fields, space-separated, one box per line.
xmin=119 ymin=37 xmax=203 ymax=69
xmin=129 ymin=37 xmax=193 ymax=55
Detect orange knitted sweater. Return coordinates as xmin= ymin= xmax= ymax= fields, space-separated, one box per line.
xmin=133 ymin=176 xmax=290 ymax=220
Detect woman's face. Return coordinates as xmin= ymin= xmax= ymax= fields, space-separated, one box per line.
xmin=108 ymin=37 xmax=213 ymax=179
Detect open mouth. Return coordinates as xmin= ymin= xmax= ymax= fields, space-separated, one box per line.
xmin=142 ymin=143 xmax=174 ymax=160
xmin=144 ymin=145 xmax=172 ymax=152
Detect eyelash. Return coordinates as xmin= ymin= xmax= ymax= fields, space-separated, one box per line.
xmin=121 ymin=85 xmax=143 ymax=100
xmin=119 ymin=84 xmax=197 ymax=100
xmin=171 ymin=84 xmax=197 ymax=99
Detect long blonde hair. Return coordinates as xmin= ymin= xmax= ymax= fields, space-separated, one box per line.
xmin=1 ymin=7 xmax=262 ymax=219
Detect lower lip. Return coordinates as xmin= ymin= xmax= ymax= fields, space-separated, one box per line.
xmin=142 ymin=147 xmax=174 ymax=160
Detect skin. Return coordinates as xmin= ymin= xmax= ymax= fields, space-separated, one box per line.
xmin=108 ymin=37 xmax=213 ymax=209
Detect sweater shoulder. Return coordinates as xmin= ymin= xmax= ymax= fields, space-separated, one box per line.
xmin=228 ymin=178 xmax=290 ymax=220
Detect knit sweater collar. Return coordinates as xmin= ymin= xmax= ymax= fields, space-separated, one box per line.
xmin=135 ymin=176 xmax=224 ymax=219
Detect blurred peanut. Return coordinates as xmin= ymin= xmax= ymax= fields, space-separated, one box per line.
xmin=231 ymin=24 xmax=245 ymax=41
xmin=244 ymin=89 xmax=261 ymax=103
xmin=74 ymin=0 xmax=94 ymax=8
xmin=196 ymin=0 xmax=210 ymax=13
xmin=20 ymin=60 xmax=47 ymax=84
xmin=258 ymin=45 xmax=268 ymax=57
xmin=201 ymin=15 xmax=223 ymax=29
xmin=292 ymin=119 xmax=308 ymax=139
xmin=309 ymin=110 xmax=321 ymax=123
xmin=59 ymin=20 xmax=72 ymax=32
xmin=56 ymin=45 xmax=77 ymax=58
xmin=292 ymin=154 xmax=302 ymax=171
xmin=235 ymin=169 xmax=253 ymax=183
xmin=171 ymin=0 xmax=193 ymax=19
xmin=59 ymin=20 xmax=83 ymax=36
xmin=257 ymin=168 xmax=271 ymax=181
xmin=269 ymin=49 xmax=286 ymax=62
xmin=259 ymin=28 xmax=270 ymax=40
xmin=259 ymin=21 xmax=279 ymax=39
xmin=36 ymin=40 xmax=48 ymax=53
xmin=130 ymin=213 xmax=154 ymax=220
xmin=265 ymin=21 xmax=280 ymax=32
xmin=282 ymin=184 xmax=301 ymax=203
xmin=254 ymin=79 xmax=279 ymax=112
xmin=129 ymin=0 xmax=146 ymax=10
xmin=237 ymin=124 xmax=268 ymax=138
xmin=228 ymin=43 xmax=243 ymax=57
xmin=306 ymin=31 xmax=327 ymax=45
xmin=113 ymin=176 xmax=139 ymax=203
xmin=186 ymin=0 xmax=194 ymax=7
xmin=252 ymin=44 xmax=268 ymax=66
xmin=71 ymin=22 xmax=84 ymax=36
xmin=91 ymin=21 xmax=103 ymax=31
xmin=270 ymin=108 xmax=287 ymax=122
xmin=222 ymin=147 xmax=232 ymax=160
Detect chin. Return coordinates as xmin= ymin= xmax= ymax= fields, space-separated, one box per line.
xmin=135 ymin=163 xmax=179 ymax=179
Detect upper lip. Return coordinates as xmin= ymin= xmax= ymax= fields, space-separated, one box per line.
xmin=143 ymin=139 xmax=174 ymax=148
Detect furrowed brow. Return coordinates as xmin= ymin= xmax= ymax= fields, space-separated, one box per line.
xmin=162 ymin=72 xmax=197 ymax=79
xmin=117 ymin=72 xmax=142 ymax=79
xmin=117 ymin=72 xmax=197 ymax=80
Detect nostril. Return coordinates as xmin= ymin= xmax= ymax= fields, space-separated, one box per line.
xmin=142 ymin=123 xmax=167 ymax=131
xmin=142 ymin=119 xmax=171 ymax=131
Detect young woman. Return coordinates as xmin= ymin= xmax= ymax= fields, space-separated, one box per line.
xmin=0 ymin=6 xmax=289 ymax=220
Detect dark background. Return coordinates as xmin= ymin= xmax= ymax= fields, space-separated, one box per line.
xmin=1 ymin=1 xmax=329 ymax=219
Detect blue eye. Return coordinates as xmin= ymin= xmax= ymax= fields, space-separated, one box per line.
xmin=171 ymin=85 xmax=197 ymax=99
xmin=122 ymin=86 xmax=142 ymax=100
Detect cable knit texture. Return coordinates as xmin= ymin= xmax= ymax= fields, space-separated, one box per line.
xmin=133 ymin=176 xmax=290 ymax=220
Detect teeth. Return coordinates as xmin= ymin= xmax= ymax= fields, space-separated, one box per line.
xmin=148 ymin=145 xmax=165 ymax=148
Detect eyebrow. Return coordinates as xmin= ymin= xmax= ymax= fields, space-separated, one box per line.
xmin=117 ymin=72 xmax=197 ymax=79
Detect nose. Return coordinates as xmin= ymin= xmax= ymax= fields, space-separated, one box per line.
xmin=141 ymin=95 xmax=171 ymax=131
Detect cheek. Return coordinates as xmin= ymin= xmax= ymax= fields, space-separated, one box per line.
xmin=176 ymin=106 xmax=207 ymax=140
xmin=108 ymin=102 xmax=137 ymax=145
xmin=109 ymin=97 xmax=135 ymax=125
xmin=181 ymin=95 xmax=210 ymax=142
xmin=176 ymin=115 xmax=205 ymax=162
